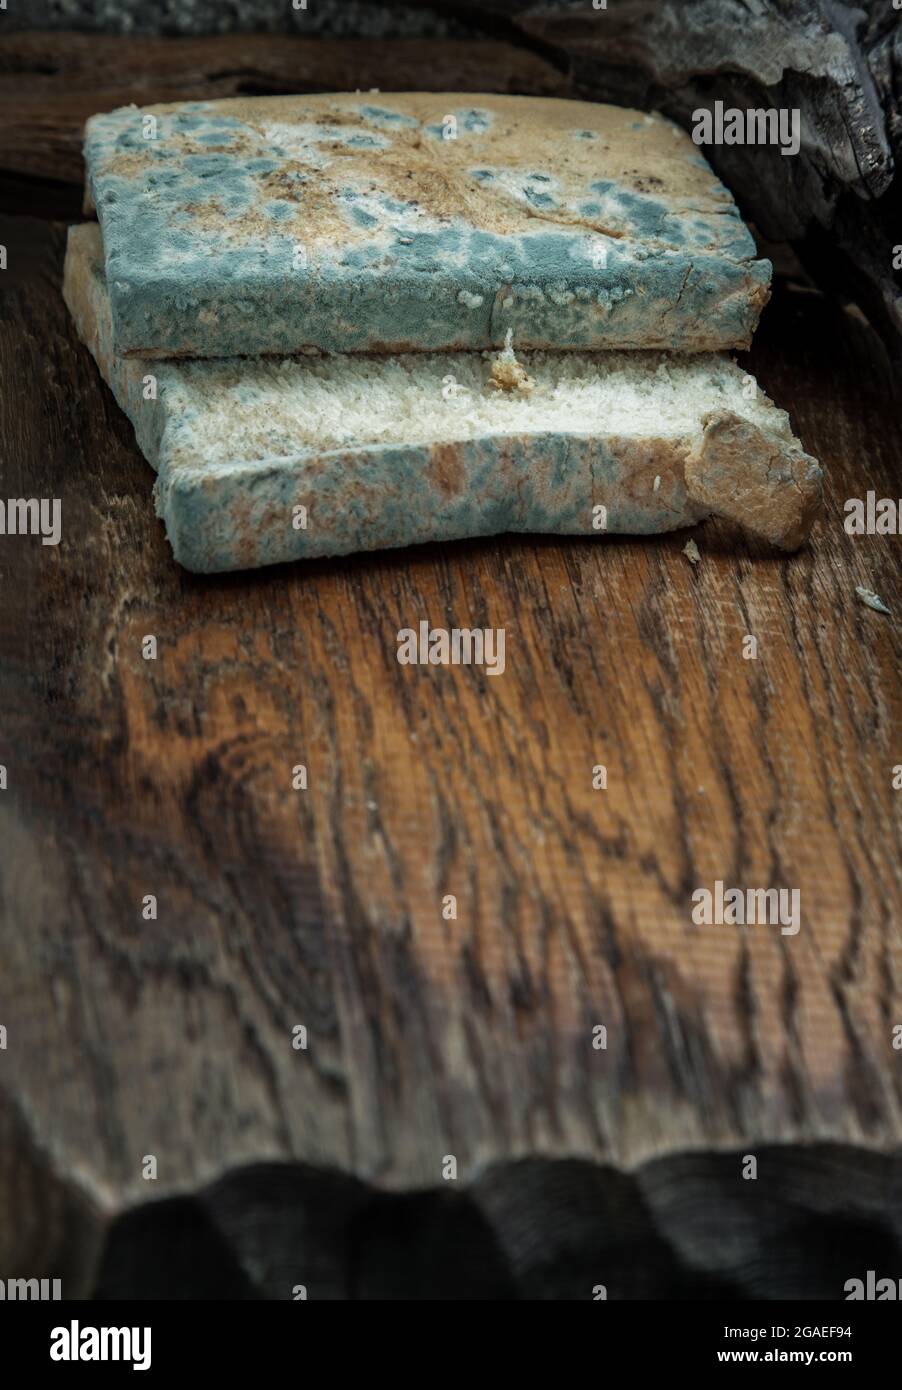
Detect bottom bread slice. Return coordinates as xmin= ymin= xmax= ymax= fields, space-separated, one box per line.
xmin=63 ymin=224 xmax=821 ymax=574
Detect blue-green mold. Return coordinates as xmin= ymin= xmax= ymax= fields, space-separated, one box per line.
xmin=83 ymin=92 xmax=771 ymax=358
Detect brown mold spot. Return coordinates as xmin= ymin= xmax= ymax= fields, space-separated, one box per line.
xmin=428 ymin=443 xmax=466 ymax=498
xmin=182 ymin=199 xmax=227 ymax=220
xmin=104 ymin=151 xmax=155 ymax=181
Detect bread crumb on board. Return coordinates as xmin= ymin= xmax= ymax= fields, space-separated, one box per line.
xmin=856 ymin=586 xmax=891 ymax=615
xmin=488 ymin=329 xmax=535 ymax=395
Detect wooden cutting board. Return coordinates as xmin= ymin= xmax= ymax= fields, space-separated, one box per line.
xmin=1 ymin=33 xmax=901 ymax=1299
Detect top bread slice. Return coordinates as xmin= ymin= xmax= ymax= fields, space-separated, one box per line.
xmin=83 ymin=92 xmax=771 ymax=359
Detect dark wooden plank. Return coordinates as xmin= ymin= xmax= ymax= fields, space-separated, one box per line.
xmin=1 ymin=212 xmax=901 ymax=1291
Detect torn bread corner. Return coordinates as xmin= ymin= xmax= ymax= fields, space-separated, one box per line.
xmin=684 ymin=409 xmax=822 ymax=551
xmin=488 ymin=328 xmax=535 ymax=395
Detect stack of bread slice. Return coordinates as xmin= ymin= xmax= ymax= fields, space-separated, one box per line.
xmin=64 ymin=93 xmax=821 ymax=572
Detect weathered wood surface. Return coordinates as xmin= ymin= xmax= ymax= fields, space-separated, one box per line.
xmin=1 ymin=26 xmax=902 ymax=1296
xmin=2 ymin=208 xmax=902 ymax=1293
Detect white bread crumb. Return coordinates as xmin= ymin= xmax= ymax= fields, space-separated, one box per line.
xmin=488 ymin=329 xmax=535 ymax=395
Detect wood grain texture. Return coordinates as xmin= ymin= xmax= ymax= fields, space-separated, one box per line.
xmin=0 ymin=32 xmax=569 ymax=216
xmin=0 ymin=26 xmax=901 ymax=1293
xmin=1 ymin=210 xmax=901 ymax=1292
